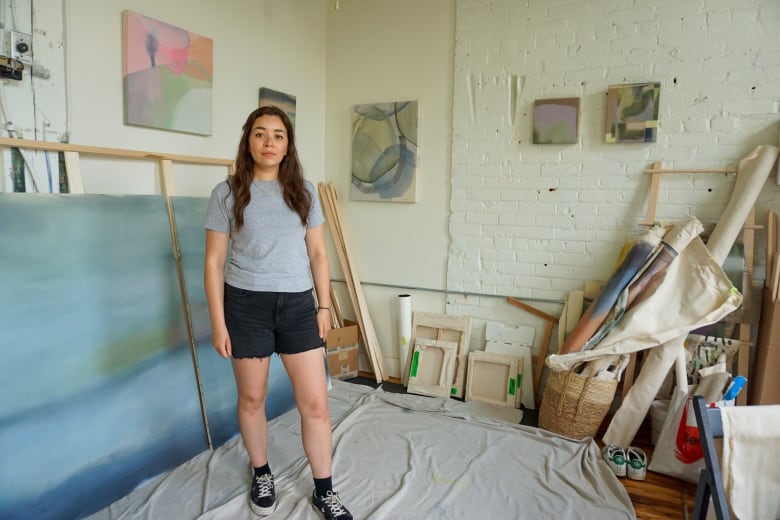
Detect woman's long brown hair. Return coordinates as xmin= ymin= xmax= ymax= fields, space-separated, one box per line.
xmin=228 ymin=105 xmax=312 ymax=230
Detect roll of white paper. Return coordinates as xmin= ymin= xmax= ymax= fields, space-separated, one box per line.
xmin=398 ymin=294 xmax=412 ymax=385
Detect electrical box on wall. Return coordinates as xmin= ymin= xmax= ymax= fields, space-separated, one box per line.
xmin=0 ymin=55 xmax=24 ymax=80
xmin=6 ymin=30 xmax=33 ymax=64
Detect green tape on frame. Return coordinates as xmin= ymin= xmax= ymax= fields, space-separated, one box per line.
xmin=508 ymin=377 xmax=516 ymax=396
xmin=410 ymin=351 xmax=420 ymax=378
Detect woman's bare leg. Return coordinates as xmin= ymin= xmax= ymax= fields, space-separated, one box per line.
xmin=232 ymin=356 xmax=272 ymax=468
xmin=281 ymin=348 xmax=331 ymax=478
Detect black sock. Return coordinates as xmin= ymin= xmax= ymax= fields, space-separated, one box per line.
xmin=254 ymin=463 xmax=271 ymax=477
xmin=314 ymin=476 xmax=332 ymax=497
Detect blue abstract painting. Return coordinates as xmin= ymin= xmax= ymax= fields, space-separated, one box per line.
xmin=0 ymin=194 xmax=206 ymax=519
xmin=0 ymin=193 xmax=299 ymax=520
xmin=171 ymin=196 xmax=295 ymax=448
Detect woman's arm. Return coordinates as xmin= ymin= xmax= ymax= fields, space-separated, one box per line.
xmin=204 ymin=229 xmax=231 ymax=357
xmin=305 ymin=224 xmax=332 ymax=340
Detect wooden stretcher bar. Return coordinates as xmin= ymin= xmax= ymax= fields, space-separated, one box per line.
xmin=318 ymin=182 xmax=386 ymax=382
xmin=403 ymin=312 xmax=472 ymax=398
xmin=406 ymin=338 xmax=458 ymax=398
xmin=465 ymin=351 xmax=520 ymax=407
xmin=642 ymin=161 xmax=739 ymax=226
xmin=0 ymin=136 xmax=235 ymax=166
xmin=506 ymin=296 xmax=557 ymax=405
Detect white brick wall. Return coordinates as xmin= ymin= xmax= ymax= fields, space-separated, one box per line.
xmin=448 ymin=0 xmax=780 ymax=309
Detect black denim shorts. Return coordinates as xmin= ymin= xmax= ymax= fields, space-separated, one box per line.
xmin=223 ymin=283 xmax=324 ymax=359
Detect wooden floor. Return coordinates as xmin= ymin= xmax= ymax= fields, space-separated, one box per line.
xmin=351 ymin=375 xmax=699 ymax=519
xmin=603 ymin=417 xmax=698 ymax=519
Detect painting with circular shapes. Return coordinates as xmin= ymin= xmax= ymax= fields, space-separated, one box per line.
xmin=351 ymin=100 xmax=418 ymax=203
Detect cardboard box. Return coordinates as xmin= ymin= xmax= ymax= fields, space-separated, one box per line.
xmin=326 ymin=320 xmax=359 ymax=380
xmin=751 ymin=289 xmax=780 ymax=405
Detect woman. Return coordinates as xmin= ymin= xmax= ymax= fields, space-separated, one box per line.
xmin=204 ymin=106 xmax=352 ymax=520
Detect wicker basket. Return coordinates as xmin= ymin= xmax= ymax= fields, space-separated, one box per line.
xmin=538 ymin=367 xmax=618 ymax=440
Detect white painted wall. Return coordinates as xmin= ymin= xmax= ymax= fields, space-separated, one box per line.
xmin=325 ymin=0 xmax=780 ymax=380
xmin=0 ymin=0 xmax=68 ymax=192
xmin=7 ymin=0 xmax=779 ymax=382
xmin=325 ymin=0 xmax=457 ymax=377
xmin=0 ymin=0 xmax=66 ymax=140
xmin=448 ymin=0 xmax=780 ymax=313
xmin=33 ymin=0 xmax=327 ymax=196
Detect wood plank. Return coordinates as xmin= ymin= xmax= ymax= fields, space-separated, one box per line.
xmin=506 ymin=296 xmax=557 ymax=323
xmin=505 ymin=296 xmax=557 ymax=405
xmin=766 ymin=210 xmax=777 ymax=291
xmin=327 ymin=183 xmax=386 ymax=381
xmin=63 ymin=151 xmax=84 ymax=194
xmin=329 ymin=287 xmax=345 ymax=328
xmin=158 ymin=158 xmax=212 ymax=449
xmin=583 ymin=280 xmax=604 ymax=301
xmin=159 ymin=158 xmax=176 ymax=197
xmin=736 ymin=209 xmax=756 ymax=406
xmin=318 ymin=185 xmax=365 ymax=351
xmin=318 ymin=185 xmax=370 ymax=362
xmin=534 ymin=320 xmax=553 ymax=406
xmin=644 ymin=161 xmax=663 ymax=225
xmin=642 ymin=162 xmax=740 ymax=226
xmin=642 ymin=167 xmax=737 ymax=174
xmin=743 ymin=207 xmax=756 ymax=277
xmin=0 ymin=136 xmax=234 ymax=166
xmin=567 ymin=291 xmax=584 ymax=329
xmin=773 ymin=255 xmax=780 ymax=302
xmin=318 ymin=183 xmax=385 ymax=381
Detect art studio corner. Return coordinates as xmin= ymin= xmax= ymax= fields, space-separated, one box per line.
xmin=1 ymin=1 xmax=779 ymax=519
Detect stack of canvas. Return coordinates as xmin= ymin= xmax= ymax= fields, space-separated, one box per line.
xmin=476 ymin=321 xmax=535 ymax=409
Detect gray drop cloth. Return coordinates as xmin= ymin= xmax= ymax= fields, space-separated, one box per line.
xmin=88 ymin=381 xmax=634 ymax=520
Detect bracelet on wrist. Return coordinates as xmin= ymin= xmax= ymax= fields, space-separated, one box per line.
xmin=317 ymin=306 xmax=331 ymax=312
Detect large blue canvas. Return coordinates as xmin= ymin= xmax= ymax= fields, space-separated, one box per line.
xmin=0 ymin=194 xmax=207 ymax=520
xmin=170 ymin=196 xmax=295 ymax=448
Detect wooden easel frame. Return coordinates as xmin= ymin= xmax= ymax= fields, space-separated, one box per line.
xmin=0 ymin=136 xmax=235 ymax=449
xmin=506 ymin=296 xmax=557 ymax=406
xmin=0 ymin=136 xmax=234 ymax=195
xmin=642 ymin=160 xmax=760 ymax=405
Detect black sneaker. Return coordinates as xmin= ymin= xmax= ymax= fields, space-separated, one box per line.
xmin=249 ymin=472 xmax=276 ymax=516
xmin=312 ymin=490 xmax=353 ymax=520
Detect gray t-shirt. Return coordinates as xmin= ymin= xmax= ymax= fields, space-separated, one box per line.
xmin=205 ymin=179 xmax=324 ymax=292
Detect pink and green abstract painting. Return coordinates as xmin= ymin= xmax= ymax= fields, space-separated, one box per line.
xmin=123 ymin=11 xmax=213 ymax=135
